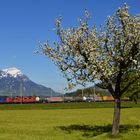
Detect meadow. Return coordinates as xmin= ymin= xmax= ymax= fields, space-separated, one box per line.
xmin=0 ymin=102 xmax=139 ymax=140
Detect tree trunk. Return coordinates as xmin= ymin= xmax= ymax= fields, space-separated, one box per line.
xmin=112 ymin=98 xmax=121 ymax=135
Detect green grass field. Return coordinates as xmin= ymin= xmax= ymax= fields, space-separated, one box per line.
xmin=0 ymin=102 xmax=139 ymax=140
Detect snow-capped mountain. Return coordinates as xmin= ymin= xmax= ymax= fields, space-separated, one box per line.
xmin=2 ymin=67 xmax=23 ymax=77
xmin=0 ymin=68 xmax=29 ymax=82
xmin=0 ymin=67 xmax=59 ymax=97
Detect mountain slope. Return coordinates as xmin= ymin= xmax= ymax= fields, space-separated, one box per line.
xmin=65 ymin=86 xmax=110 ymax=97
xmin=0 ymin=68 xmax=59 ymax=97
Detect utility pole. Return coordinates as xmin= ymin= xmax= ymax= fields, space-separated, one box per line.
xmin=62 ymin=88 xmax=64 ymax=103
xmin=94 ymin=86 xmax=95 ymax=96
xmin=82 ymin=89 xmax=83 ymax=97
xmin=51 ymin=90 xmax=52 ymax=97
xmin=20 ymin=83 xmax=23 ymax=104
xmin=93 ymin=85 xmax=96 ymax=102
xmin=10 ymin=85 xmax=12 ymax=99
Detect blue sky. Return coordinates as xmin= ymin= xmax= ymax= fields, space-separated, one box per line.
xmin=0 ymin=0 xmax=139 ymax=92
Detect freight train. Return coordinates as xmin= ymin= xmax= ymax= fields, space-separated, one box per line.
xmin=0 ymin=95 xmax=115 ymax=104
xmin=0 ymin=96 xmax=66 ymax=104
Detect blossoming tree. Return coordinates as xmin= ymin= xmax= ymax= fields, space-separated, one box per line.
xmin=39 ymin=4 xmax=140 ymax=135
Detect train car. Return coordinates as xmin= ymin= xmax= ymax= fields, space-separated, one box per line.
xmin=73 ymin=96 xmax=83 ymax=102
xmin=94 ymin=96 xmax=103 ymax=102
xmin=22 ymin=96 xmax=37 ymax=103
xmin=0 ymin=96 xmax=39 ymax=104
xmin=6 ymin=97 xmax=12 ymax=103
xmin=64 ymin=97 xmax=74 ymax=102
xmin=83 ymin=96 xmax=94 ymax=102
xmin=38 ymin=96 xmax=48 ymax=103
xmin=102 ymin=96 xmax=114 ymax=101
xmin=12 ymin=97 xmax=22 ymax=103
xmin=12 ymin=96 xmax=40 ymax=103
xmin=0 ymin=96 xmax=12 ymax=104
xmin=46 ymin=97 xmax=64 ymax=103
xmin=0 ymin=96 xmax=7 ymax=103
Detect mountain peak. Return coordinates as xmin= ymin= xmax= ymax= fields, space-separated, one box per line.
xmin=2 ymin=67 xmax=22 ymax=77
xmin=0 ymin=67 xmax=58 ymax=96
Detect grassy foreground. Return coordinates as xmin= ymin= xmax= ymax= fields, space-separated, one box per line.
xmin=0 ymin=101 xmax=140 ymax=110
xmin=0 ymin=103 xmax=139 ymax=140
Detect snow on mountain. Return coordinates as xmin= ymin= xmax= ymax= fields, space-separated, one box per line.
xmin=2 ymin=67 xmax=23 ymax=77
